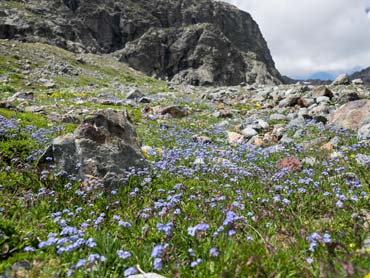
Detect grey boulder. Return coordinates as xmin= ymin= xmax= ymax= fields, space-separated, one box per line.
xmin=38 ymin=109 xmax=147 ymax=186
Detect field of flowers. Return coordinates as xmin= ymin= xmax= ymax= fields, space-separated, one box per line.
xmin=0 ymin=105 xmax=369 ymax=278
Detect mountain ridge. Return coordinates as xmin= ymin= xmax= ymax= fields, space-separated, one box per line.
xmin=0 ymin=0 xmax=283 ymax=86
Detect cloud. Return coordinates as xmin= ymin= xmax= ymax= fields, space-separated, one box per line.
xmin=224 ymin=0 xmax=370 ymax=78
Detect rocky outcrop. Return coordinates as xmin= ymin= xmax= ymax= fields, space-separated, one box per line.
xmin=350 ymin=67 xmax=370 ymax=85
xmin=0 ymin=0 xmax=282 ymax=86
xmin=38 ymin=110 xmax=147 ymax=186
xmin=328 ymin=99 xmax=370 ymax=130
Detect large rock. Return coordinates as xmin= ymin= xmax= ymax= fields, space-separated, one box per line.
xmin=38 ymin=110 xmax=147 ymax=186
xmin=0 ymin=0 xmax=282 ymax=85
xmin=328 ymin=99 xmax=370 ymax=129
xmin=331 ymin=73 xmax=350 ymax=85
xmin=349 ymin=67 xmax=370 ymax=85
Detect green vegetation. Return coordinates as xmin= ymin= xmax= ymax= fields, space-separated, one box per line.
xmin=0 ymin=39 xmax=369 ymax=278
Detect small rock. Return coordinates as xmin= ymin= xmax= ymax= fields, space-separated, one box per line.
xmin=277 ymin=157 xmax=302 ymax=172
xmin=227 ymin=131 xmax=244 ymax=146
xmin=126 ymin=88 xmax=145 ymax=100
xmin=44 ymin=82 xmax=55 ymax=89
xmin=331 ymin=73 xmax=350 ymax=85
xmin=11 ymin=91 xmax=34 ymax=100
xmin=313 ymin=86 xmax=334 ymax=99
xmin=302 ymin=157 xmax=318 ymax=166
xmin=352 ymin=78 xmax=364 ymax=85
xmin=24 ymin=106 xmax=44 ymax=113
xmin=321 ymin=142 xmax=334 ymax=151
xmin=269 ymin=113 xmax=287 ymax=121
xmin=297 ymin=97 xmax=314 ymax=108
xmin=358 ymin=123 xmax=370 ymax=140
xmin=160 ymin=106 xmax=187 ymax=118
xmin=139 ymin=97 xmax=151 ymax=103
xmin=339 ymin=92 xmax=360 ymax=103
xmin=248 ymin=136 xmax=265 ymax=147
xmin=355 ymin=154 xmax=370 ymax=168
xmin=241 ymin=127 xmax=258 ymax=139
xmin=192 ymin=135 xmax=212 ymax=144
xmin=329 ymin=136 xmax=341 ymax=147
xmin=315 ymin=96 xmax=330 ymax=103
xmin=271 ymin=125 xmax=285 ymax=141
xmin=278 ymin=96 xmax=299 ymax=108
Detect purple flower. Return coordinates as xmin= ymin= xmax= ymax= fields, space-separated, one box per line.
xmin=75 ymin=259 xmax=86 ymax=268
xmin=85 ymin=238 xmax=97 ymax=248
xmin=187 ymin=223 xmax=210 ymax=236
xmin=151 ymin=244 xmax=168 ymax=258
xmin=322 ymin=233 xmax=331 ymax=243
xmin=188 ymin=248 xmax=195 ymax=257
xmin=190 ymin=258 xmax=202 ymax=268
xmin=153 ymin=258 xmax=163 ymax=271
xmin=23 ymin=246 xmax=35 ymax=252
xmin=228 ymin=229 xmax=236 ymax=236
xmin=223 ymin=211 xmax=241 ymax=226
xmin=124 ymin=266 xmax=137 ymax=277
xmin=209 ymin=248 xmax=220 ymax=257
xmin=119 ymin=221 xmax=132 ymax=228
xmin=157 ymin=222 xmax=173 ymax=236
xmin=117 ymin=250 xmax=132 ymax=259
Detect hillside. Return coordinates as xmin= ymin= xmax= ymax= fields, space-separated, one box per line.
xmin=0 ymin=0 xmax=282 ymax=86
xmin=0 ymin=39 xmax=370 ymax=277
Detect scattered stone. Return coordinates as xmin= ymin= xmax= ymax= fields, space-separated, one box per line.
xmin=331 ymin=73 xmax=350 ymax=85
xmin=352 ymin=78 xmax=364 ymax=85
xmin=358 ymin=123 xmax=370 ymax=140
xmin=38 ymin=110 xmax=147 ymax=186
xmin=299 ymin=137 xmax=328 ymax=150
xmin=278 ymin=96 xmax=299 ymax=108
xmin=24 ymin=106 xmax=44 ymax=113
xmin=241 ymin=127 xmax=258 ymax=139
xmin=302 ymin=157 xmax=318 ymax=166
xmin=248 ymin=136 xmax=265 ymax=147
xmin=340 ymin=92 xmax=360 ymax=103
xmin=315 ymin=96 xmax=330 ymax=103
xmin=277 ymin=157 xmax=302 ymax=172
xmin=329 ymin=99 xmax=370 ymax=129
xmin=313 ymin=86 xmax=334 ymax=99
xmin=321 ymin=142 xmax=334 ymax=151
xmin=10 ymin=91 xmax=34 ymax=100
xmin=269 ymin=113 xmax=287 ymax=121
xmin=355 ymin=154 xmax=370 ymax=168
xmin=227 ymin=132 xmax=244 ymax=146
xmin=126 ymin=88 xmax=145 ymax=100
xmin=297 ymin=97 xmax=314 ymax=108
xmin=329 ymin=136 xmax=342 ymax=147
xmin=139 ymin=97 xmax=151 ymax=103
xmin=160 ymin=106 xmax=187 ymax=118
xmin=192 ymin=135 xmax=212 ymax=144
xmin=61 ymin=114 xmax=80 ymax=124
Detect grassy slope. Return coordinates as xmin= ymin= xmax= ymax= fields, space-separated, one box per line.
xmin=0 ymin=40 xmax=369 ymax=278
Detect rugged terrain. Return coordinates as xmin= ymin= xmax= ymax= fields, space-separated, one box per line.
xmin=0 ymin=39 xmax=370 ymax=277
xmin=0 ymin=0 xmax=282 ymax=86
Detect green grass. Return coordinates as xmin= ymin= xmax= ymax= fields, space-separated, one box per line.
xmin=0 ymin=39 xmax=369 ymax=278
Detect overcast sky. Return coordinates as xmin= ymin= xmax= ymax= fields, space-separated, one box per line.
xmin=224 ymin=0 xmax=370 ymax=79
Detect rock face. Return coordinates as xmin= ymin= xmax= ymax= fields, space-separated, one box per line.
xmin=38 ymin=110 xmax=146 ymax=186
xmin=350 ymin=67 xmax=370 ymax=85
xmin=328 ymin=99 xmax=370 ymax=130
xmin=0 ymin=0 xmax=282 ymax=86
xmin=331 ymin=73 xmax=350 ymax=85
